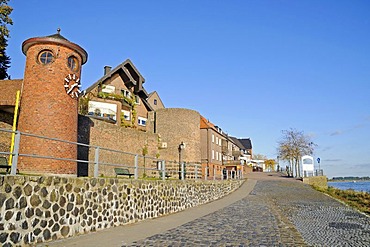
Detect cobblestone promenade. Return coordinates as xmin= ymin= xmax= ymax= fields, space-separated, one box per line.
xmin=44 ymin=173 xmax=370 ymax=247
xmin=127 ymin=173 xmax=370 ymax=247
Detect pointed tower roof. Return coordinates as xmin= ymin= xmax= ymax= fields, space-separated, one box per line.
xmin=22 ymin=28 xmax=88 ymax=64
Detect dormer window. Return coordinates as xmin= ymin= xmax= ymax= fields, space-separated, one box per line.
xmin=154 ymin=99 xmax=157 ymax=105
xmin=121 ymin=90 xmax=131 ymax=98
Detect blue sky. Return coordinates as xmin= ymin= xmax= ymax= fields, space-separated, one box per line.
xmin=6 ymin=0 xmax=370 ymax=178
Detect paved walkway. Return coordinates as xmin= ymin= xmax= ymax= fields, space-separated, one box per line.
xmin=41 ymin=172 xmax=370 ymax=247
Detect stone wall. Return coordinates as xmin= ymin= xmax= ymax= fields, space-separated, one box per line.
xmin=0 ymin=175 xmax=243 ymax=246
xmin=302 ymin=176 xmax=328 ymax=189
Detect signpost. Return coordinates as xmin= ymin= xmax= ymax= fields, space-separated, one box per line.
xmin=317 ymin=157 xmax=321 ymax=171
xmin=316 ymin=157 xmax=322 ymax=176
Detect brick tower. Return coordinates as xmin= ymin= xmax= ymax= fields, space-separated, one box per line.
xmin=18 ymin=29 xmax=88 ymax=175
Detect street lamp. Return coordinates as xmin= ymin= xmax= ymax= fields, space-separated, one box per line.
xmin=178 ymin=142 xmax=185 ymax=180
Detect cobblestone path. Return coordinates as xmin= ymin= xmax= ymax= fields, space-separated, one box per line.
xmin=126 ymin=179 xmax=370 ymax=247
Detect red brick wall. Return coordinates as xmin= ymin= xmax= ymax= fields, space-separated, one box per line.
xmin=18 ymin=42 xmax=84 ymax=174
xmin=0 ymin=112 xmax=12 ymax=155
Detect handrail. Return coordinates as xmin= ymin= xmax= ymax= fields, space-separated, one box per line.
xmin=0 ymin=128 xmax=207 ymax=180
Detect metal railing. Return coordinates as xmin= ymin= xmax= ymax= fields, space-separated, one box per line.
xmin=0 ymin=128 xmax=201 ymax=180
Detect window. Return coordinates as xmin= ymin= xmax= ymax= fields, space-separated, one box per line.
xmin=102 ymin=85 xmax=115 ymax=93
xmin=212 ymin=150 xmax=215 ymax=160
xmin=216 ymin=136 xmax=218 ymax=145
xmin=135 ymin=95 xmax=140 ymax=104
xmin=67 ymin=56 xmax=78 ymax=71
xmin=138 ymin=117 xmax=147 ymax=126
xmin=219 ymin=153 xmax=222 ymax=161
xmin=121 ymin=110 xmax=130 ymax=121
xmin=212 ymin=134 xmax=214 ymax=143
xmin=216 ymin=151 xmax=218 ymax=161
xmin=219 ymin=139 xmax=222 ymax=146
xmin=154 ymin=99 xmax=157 ymax=105
xmin=121 ymin=90 xmax=131 ymax=98
xmin=38 ymin=50 xmax=54 ymax=64
xmin=88 ymin=101 xmax=117 ymax=121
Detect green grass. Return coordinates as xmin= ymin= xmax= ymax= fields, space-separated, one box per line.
xmin=315 ymin=186 xmax=370 ymax=216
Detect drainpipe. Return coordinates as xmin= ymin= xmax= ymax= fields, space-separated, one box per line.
xmin=206 ymin=128 xmax=209 ymax=180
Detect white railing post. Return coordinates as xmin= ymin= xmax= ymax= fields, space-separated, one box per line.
xmin=94 ymin=146 xmax=100 ymax=178
xmin=134 ymin=154 xmax=139 ymax=179
xmin=181 ymin=162 xmax=185 ymax=180
xmin=10 ymin=131 xmax=20 ymax=175
xmin=161 ymin=160 xmax=166 ymax=181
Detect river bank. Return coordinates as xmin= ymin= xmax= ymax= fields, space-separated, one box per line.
xmin=317 ymin=182 xmax=370 ymax=216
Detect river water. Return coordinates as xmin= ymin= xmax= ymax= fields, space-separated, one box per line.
xmin=328 ymin=181 xmax=370 ymax=193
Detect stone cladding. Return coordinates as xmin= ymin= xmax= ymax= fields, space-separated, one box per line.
xmin=0 ymin=175 xmax=243 ymax=246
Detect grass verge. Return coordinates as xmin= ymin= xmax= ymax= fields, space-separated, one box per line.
xmin=314 ymin=186 xmax=370 ymax=216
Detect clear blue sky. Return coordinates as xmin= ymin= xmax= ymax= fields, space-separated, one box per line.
xmin=6 ymin=0 xmax=370 ymax=178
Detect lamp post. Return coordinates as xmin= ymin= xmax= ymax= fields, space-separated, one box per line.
xmin=178 ymin=142 xmax=185 ymax=180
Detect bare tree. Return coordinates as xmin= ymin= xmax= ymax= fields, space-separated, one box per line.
xmin=277 ymin=128 xmax=315 ymax=177
xmin=252 ymin=153 xmax=267 ymax=160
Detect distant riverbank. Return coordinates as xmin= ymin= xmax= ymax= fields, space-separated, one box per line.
xmin=328 ymin=181 xmax=370 ymax=193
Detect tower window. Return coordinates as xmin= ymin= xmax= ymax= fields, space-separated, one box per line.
xmin=68 ymin=56 xmax=78 ymax=71
xmin=38 ymin=50 xmax=54 ymax=64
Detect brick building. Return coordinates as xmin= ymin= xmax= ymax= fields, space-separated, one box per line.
xmin=0 ymin=30 xmax=253 ymax=178
xmin=2 ymin=30 xmax=88 ymax=175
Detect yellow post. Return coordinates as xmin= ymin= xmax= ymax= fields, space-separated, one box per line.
xmin=8 ymin=90 xmax=20 ymax=166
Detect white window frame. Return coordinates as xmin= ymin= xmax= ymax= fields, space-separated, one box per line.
xmin=138 ymin=116 xmax=147 ymax=126
xmin=102 ymin=85 xmax=115 ymax=93
xmin=212 ymin=134 xmax=214 ymax=143
xmin=212 ymin=150 xmax=214 ymax=160
xmin=122 ymin=89 xmax=131 ymax=98
xmin=121 ymin=110 xmax=130 ymax=121
xmin=135 ymin=95 xmax=140 ymax=105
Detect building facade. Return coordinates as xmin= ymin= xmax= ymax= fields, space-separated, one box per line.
xmin=82 ymin=59 xmax=153 ymax=131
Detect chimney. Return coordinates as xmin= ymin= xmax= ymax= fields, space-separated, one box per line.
xmin=104 ymin=66 xmax=112 ymax=75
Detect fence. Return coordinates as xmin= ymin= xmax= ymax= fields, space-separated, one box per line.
xmin=0 ymin=128 xmax=201 ymax=180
